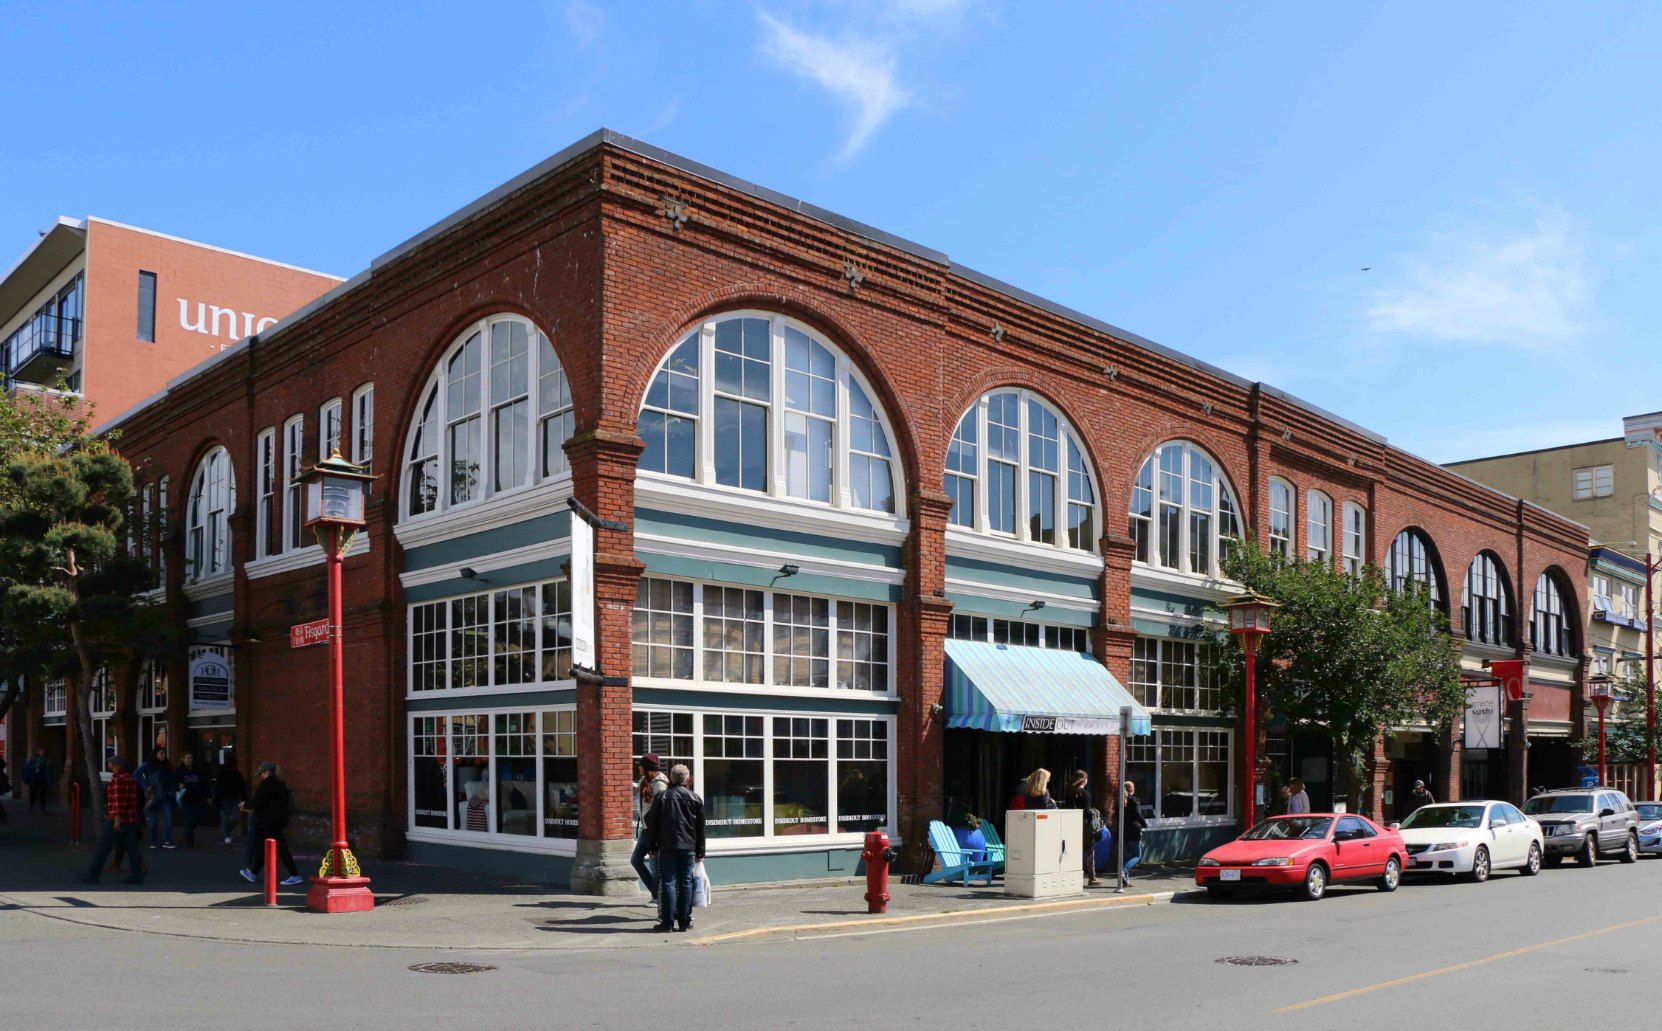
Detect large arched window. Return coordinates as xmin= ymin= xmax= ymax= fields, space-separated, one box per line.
xmin=1462 ymin=552 xmax=1514 ymax=646
xmin=1531 ymin=571 xmax=1574 ymax=657
xmin=1387 ymin=528 xmax=1445 ymax=611
xmin=403 ymin=315 xmax=572 ymax=519
xmin=1268 ymin=477 xmax=1294 ymax=558
xmin=186 ymin=446 xmax=235 ymax=579
xmin=1306 ymin=490 xmax=1332 ymax=564
xmin=945 ymin=390 xmax=1097 ymax=550
xmin=1129 ymin=441 xmax=1241 ymax=577
xmin=636 ymin=312 xmax=901 ymax=515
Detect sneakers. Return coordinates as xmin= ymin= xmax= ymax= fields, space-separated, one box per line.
xmin=161 ymin=843 xmax=177 ymax=850
xmin=280 ymin=875 xmax=306 ymax=886
xmin=224 ymin=836 xmax=233 ymax=845
xmin=239 ymin=868 xmax=256 ymax=883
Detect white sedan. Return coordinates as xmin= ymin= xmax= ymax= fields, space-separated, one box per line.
xmin=1637 ymin=803 xmax=1662 ymax=855
xmin=1396 ymin=800 xmax=1543 ymax=881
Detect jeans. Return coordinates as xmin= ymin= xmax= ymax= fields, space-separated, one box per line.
xmin=147 ymin=799 xmax=175 ymax=846
xmin=220 ymin=800 xmax=243 ymax=840
xmin=1121 ymin=837 xmax=1143 ymax=879
xmin=27 ymin=781 xmax=48 ymax=811
xmin=631 ymin=830 xmax=658 ymax=898
xmin=180 ymin=800 xmax=204 ymax=845
xmin=1082 ymin=831 xmax=1097 ymax=881
xmin=87 ymin=819 xmax=144 ymax=882
xmin=657 ymin=849 xmax=697 ymax=928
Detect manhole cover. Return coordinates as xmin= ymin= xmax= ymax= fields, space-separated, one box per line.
xmin=382 ymin=895 xmax=430 ymax=907
xmin=1586 ymin=967 xmax=1631 ymax=975
xmin=1216 ymin=956 xmax=1298 ymax=967
xmin=408 ymin=962 xmax=496 ymax=975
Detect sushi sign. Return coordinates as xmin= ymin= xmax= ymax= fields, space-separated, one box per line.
xmin=1464 ymin=686 xmax=1501 ymax=750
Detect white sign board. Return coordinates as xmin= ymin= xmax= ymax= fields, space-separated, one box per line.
xmin=1464 ymin=685 xmax=1501 ymax=750
xmin=189 ymin=653 xmax=234 ymax=712
xmin=570 ymin=512 xmax=595 ymax=671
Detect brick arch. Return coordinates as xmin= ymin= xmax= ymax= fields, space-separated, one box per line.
xmin=623 ymin=288 xmax=924 ymax=503
xmin=1379 ymin=523 xmax=1452 ymax=610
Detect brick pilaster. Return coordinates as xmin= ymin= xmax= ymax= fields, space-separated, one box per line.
xmin=898 ymin=489 xmax=953 ymax=865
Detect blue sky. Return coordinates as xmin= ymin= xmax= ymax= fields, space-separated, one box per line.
xmin=4 ymin=1 xmax=1658 ymax=462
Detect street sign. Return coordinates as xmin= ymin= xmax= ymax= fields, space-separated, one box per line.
xmin=1489 ymin=659 xmax=1527 ymax=702
xmin=290 ymin=619 xmax=330 ymax=649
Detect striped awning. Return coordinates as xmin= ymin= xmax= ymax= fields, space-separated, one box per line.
xmin=944 ymin=640 xmax=1152 ymax=736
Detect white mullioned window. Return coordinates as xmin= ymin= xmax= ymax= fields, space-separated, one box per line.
xmin=44 ymin=677 xmax=67 ymax=717
xmin=352 ymin=383 xmax=375 ymax=474
xmin=406 ymin=579 xmax=573 ymax=696
xmin=1531 ymin=572 xmax=1572 ymax=657
xmin=1619 ymin=583 xmax=1637 ymax=617
xmin=1591 ymin=574 xmax=1612 ymax=611
xmin=402 ymin=316 xmax=574 ymax=521
xmin=1463 ymin=552 xmax=1514 ymax=646
xmin=1572 ymin=465 xmax=1614 ymax=500
xmin=1129 ymin=441 xmax=1241 ymax=577
xmin=1306 ymin=490 xmax=1332 ymax=564
xmin=186 ymin=446 xmax=235 ymax=579
xmin=947 ymin=614 xmax=1091 ymax=652
xmin=947 ymin=389 xmax=1098 ymax=551
xmin=320 ymin=398 xmax=343 ymax=460
xmin=255 ymin=428 xmax=276 ymax=559
xmin=408 ymin=707 xmax=579 ymax=844
xmin=1387 ymin=528 xmax=1443 ymax=610
xmin=1342 ymin=502 xmax=1366 ymax=577
xmin=1129 ymin=636 xmax=1225 ymax=713
xmin=1124 ymin=727 xmax=1233 ymax=821
xmin=636 ymin=312 xmax=902 ymax=516
xmin=1268 ymin=478 xmax=1294 ymax=558
xmin=631 ymin=577 xmax=893 ymax=694
xmin=282 ymin=415 xmax=304 ymax=552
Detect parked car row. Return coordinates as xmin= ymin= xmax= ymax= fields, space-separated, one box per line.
xmin=1194 ymin=788 xmax=1651 ymax=901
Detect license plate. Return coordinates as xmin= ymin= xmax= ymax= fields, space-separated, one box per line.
xmin=1220 ymin=869 xmax=1241 ymax=881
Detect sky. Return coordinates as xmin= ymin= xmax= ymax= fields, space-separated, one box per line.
xmin=3 ymin=1 xmax=1659 ymax=463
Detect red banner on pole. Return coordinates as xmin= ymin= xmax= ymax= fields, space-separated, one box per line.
xmin=290 ymin=619 xmax=330 ymax=649
xmin=1489 ymin=659 xmax=1527 ymax=702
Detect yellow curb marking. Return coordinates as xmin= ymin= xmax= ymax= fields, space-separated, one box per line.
xmin=1275 ymin=913 xmax=1662 ymax=1013
xmin=692 ymin=891 xmax=1166 ymax=945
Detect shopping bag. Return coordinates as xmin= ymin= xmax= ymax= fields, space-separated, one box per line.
xmin=692 ymin=861 xmax=712 ymax=908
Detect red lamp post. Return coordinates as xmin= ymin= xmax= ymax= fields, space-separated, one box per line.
xmin=1224 ymin=592 xmax=1280 ymax=830
xmin=300 ymin=450 xmax=376 ymax=914
xmin=1589 ymin=671 xmax=1615 ymax=788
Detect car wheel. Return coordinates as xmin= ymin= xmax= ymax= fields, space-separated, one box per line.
xmin=1206 ymin=884 xmax=1235 ymax=900
xmin=1377 ymin=856 xmax=1401 ymax=892
xmin=1301 ymin=862 xmax=1327 ymax=901
xmin=1468 ymin=846 xmax=1490 ymax=883
xmin=1621 ymin=832 xmax=1639 ymax=864
xmin=1521 ymin=842 xmax=1541 ymax=876
xmin=1579 ymin=833 xmax=1598 ymax=868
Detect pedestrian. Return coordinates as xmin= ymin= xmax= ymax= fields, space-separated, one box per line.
xmin=135 ymin=746 xmax=178 ymax=849
xmin=80 ymin=756 xmax=144 ymax=885
xmin=1067 ymin=770 xmax=1101 ymax=887
xmin=1285 ymin=777 xmax=1310 ymax=815
xmin=176 ymin=752 xmax=208 ymax=846
xmin=1405 ymin=779 xmax=1435 ymax=816
xmin=644 ymin=763 xmax=705 ymax=933
xmin=1277 ymin=784 xmax=1291 ymax=816
xmin=1022 ymin=768 xmax=1058 ymax=810
xmin=631 ymin=752 xmax=669 ymax=904
xmin=1120 ymin=780 xmax=1148 ymax=886
xmin=23 ymin=748 xmax=54 ymax=812
xmin=213 ymin=754 xmax=248 ymax=845
xmin=239 ymin=761 xmax=304 ymax=886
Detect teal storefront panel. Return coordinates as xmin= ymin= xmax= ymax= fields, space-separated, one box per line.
xmin=407 ymin=689 xmax=577 ymax=712
xmin=402 ymin=511 xmax=571 ymax=572
xmin=945 ymin=555 xmax=1098 ymax=603
xmin=401 ymin=839 xmax=866 ymax=888
xmin=405 ymin=556 xmax=571 ymax=603
xmin=946 ymin=593 xmax=1096 ymax=626
xmin=187 ymin=593 xmax=234 ymax=620
xmin=636 ymin=508 xmax=903 ymax=569
xmin=640 ymin=552 xmax=899 ymax=603
xmin=1135 ymin=824 xmax=1238 ymax=864
xmin=1130 ymin=585 xmax=1222 ymax=625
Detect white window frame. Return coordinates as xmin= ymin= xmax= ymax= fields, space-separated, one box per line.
xmin=1124 ymin=725 xmax=1235 ymax=826
xmin=1306 ymin=490 xmax=1332 ymax=564
xmin=945 ymin=389 xmax=1097 ymax=551
xmin=1620 ymin=583 xmax=1638 ymax=617
xmin=352 ymin=382 xmax=375 ymax=473
xmin=186 ymin=446 xmax=235 ymax=580
xmin=1128 ymin=440 xmax=1242 ymax=578
xmin=1128 ymin=635 xmax=1226 ymax=714
xmin=1268 ymin=477 xmax=1294 ymax=558
xmin=255 ymin=428 xmax=276 ymax=560
xmin=43 ymin=676 xmax=67 ymax=717
xmin=1573 ymin=464 xmax=1614 ymax=500
xmin=1342 ymin=502 xmax=1366 ymax=577
xmin=405 ymin=577 xmax=573 ymax=699
xmin=282 ymin=415 xmax=305 ymax=552
xmin=319 ymin=398 xmax=343 ymax=460
xmin=947 ymin=614 xmax=1092 ymax=653
xmin=1592 ymin=574 xmax=1612 ymax=612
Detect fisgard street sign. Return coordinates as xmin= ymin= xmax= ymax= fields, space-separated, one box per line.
xmin=290 ymin=619 xmax=330 ymax=649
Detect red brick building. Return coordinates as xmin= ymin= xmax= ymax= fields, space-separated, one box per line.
xmin=10 ymin=131 xmax=1590 ymax=890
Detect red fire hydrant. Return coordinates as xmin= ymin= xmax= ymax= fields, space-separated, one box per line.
xmin=863 ymin=830 xmax=894 ymax=914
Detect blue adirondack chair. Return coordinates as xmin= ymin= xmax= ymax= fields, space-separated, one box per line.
xmin=923 ymin=819 xmax=998 ymax=885
xmin=978 ymin=821 xmax=1007 ymax=874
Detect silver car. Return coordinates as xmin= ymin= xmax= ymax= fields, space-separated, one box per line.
xmin=1522 ymin=788 xmax=1640 ymax=867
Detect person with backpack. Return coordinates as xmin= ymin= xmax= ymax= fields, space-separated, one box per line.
xmin=1067 ymin=770 xmax=1102 ymax=887
xmin=239 ymin=761 xmax=303 ymax=886
xmin=631 ymin=753 xmax=670 ymax=903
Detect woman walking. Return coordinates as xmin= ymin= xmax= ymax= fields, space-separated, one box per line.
xmin=1067 ymin=770 xmax=1101 ymax=887
xmin=1021 ymin=768 xmax=1058 ymax=810
xmin=1120 ymin=780 xmax=1148 ymax=886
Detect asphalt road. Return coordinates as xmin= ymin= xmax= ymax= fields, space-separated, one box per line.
xmin=8 ymin=854 xmax=1662 ymax=1030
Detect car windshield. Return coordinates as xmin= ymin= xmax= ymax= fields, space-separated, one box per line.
xmin=1524 ymin=795 xmax=1593 ymax=815
xmin=1638 ymin=804 xmax=1662 ymax=821
xmin=1400 ymin=805 xmax=1485 ymax=829
xmin=1242 ymin=817 xmax=1332 ymax=841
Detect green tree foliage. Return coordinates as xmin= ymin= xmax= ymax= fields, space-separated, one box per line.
xmin=1574 ymin=665 xmax=1651 ymax=765
xmin=1219 ymin=537 xmax=1466 ymax=812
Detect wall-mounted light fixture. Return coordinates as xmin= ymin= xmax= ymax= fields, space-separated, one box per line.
xmin=769 ymin=563 xmax=802 ymax=587
xmin=1021 ymin=599 xmax=1047 ymax=615
xmin=460 ymin=567 xmax=483 ymax=581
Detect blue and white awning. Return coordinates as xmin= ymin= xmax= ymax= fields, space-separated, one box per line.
xmin=944 ymin=639 xmax=1153 ymax=737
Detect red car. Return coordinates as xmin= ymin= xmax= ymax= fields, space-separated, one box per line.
xmin=1194 ymin=813 xmax=1406 ymax=901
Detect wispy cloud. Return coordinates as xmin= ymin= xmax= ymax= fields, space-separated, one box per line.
xmin=562 ymin=0 xmax=605 ymax=49
xmin=758 ymin=12 xmax=913 ymax=160
xmin=1365 ymin=207 xmax=1590 ymax=351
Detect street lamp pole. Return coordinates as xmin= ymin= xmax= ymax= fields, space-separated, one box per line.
xmin=1647 ymin=551 xmax=1655 ymax=800
xmin=1590 ymin=672 xmax=1615 ymax=788
xmin=1224 ymin=592 xmax=1279 ymax=830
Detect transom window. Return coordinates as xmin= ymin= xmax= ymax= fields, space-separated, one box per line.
xmin=1531 ymin=572 xmax=1573 ymax=657
xmin=1129 ymin=441 xmax=1241 ymax=577
xmin=946 ymin=390 xmax=1096 ymax=550
xmin=1268 ymin=478 xmax=1294 ymax=558
xmin=637 ymin=312 xmax=900 ymax=514
xmin=1130 ymin=636 xmax=1225 ymax=713
xmin=948 ymin=614 xmax=1091 ymax=653
xmin=404 ymin=316 xmax=572 ymax=519
xmin=1462 ymin=552 xmax=1514 ymax=646
xmin=1387 ymin=529 xmax=1444 ymax=610
xmin=186 ymin=446 xmax=235 ymax=579
xmin=1306 ymin=490 xmax=1332 ymax=564
xmin=406 ymin=579 xmax=572 ymax=694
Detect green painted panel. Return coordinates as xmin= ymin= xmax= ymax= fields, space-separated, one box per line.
xmin=705 ymin=848 xmax=864 ymax=885
xmin=637 ymin=508 xmax=902 ymax=568
xmin=1130 ymin=586 xmax=1224 ymax=623
xmin=403 ymin=840 xmax=575 ymax=886
xmin=632 ymin=687 xmax=896 ymax=715
xmin=946 ymin=592 xmax=1095 ymax=626
xmin=1131 ymin=616 xmax=1222 ymax=640
xmin=640 ymin=552 xmax=899 ymax=603
xmin=405 ymin=557 xmax=569 ymax=603
xmin=403 ymin=511 xmax=571 ymax=572
xmin=946 ymin=555 xmax=1098 ymax=601
xmin=407 ymin=689 xmax=576 ymax=712
xmin=1134 ymin=824 xmax=1237 ymax=864
xmin=188 ymin=593 xmax=234 ymax=619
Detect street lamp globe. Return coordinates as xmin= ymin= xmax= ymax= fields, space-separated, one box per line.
xmin=1223 ymin=591 xmax=1280 ymax=642
xmin=302 ymin=450 xmax=373 ymax=531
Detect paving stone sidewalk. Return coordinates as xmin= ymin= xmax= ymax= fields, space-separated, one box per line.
xmin=0 ymin=800 xmax=1194 ymax=950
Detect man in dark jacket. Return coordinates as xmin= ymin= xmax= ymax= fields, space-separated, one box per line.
xmin=176 ymin=753 xmax=208 ymax=846
xmin=1405 ymin=780 xmax=1436 ymax=817
xmin=239 ymin=761 xmax=303 ymax=886
xmin=645 ymin=763 xmax=705 ymax=933
xmin=135 ymin=746 xmax=178 ymax=849
xmin=23 ymin=749 xmax=54 ymax=812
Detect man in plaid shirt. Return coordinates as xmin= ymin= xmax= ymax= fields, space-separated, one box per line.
xmin=81 ymin=755 xmax=145 ymax=885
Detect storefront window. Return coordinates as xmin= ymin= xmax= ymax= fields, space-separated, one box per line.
xmin=494 ymin=713 xmax=537 ymax=836
xmin=1125 ymin=727 xmax=1232 ymax=821
xmin=412 ymin=716 xmax=448 ymax=829
xmin=1130 ymin=637 xmax=1224 ymax=713
xmin=406 ymin=578 xmax=574 ymax=695
xmin=541 ymin=710 xmax=578 ymax=838
xmin=836 ymin=719 xmax=888 ymax=833
xmin=540 ymin=580 xmax=572 ymax=681
xmin=772 ymin=717 xmax=829 ymax=835
xmin=773 ymin=593 xmax=831 ymax=688
xmin=703 ymin=714 xmax=765 ymax=838
xmin=408 ymin=707 xmax=578 ymax=842
xmin=44 ymin=676 xmax=67 ymax=716
xmin=492 ymin=587 xmax=537 ymax=686
xmin=451 ymin=715 xmax=490 ymax=833
xmin=633 ymin=578 xmax=695 ymax=679
xmin=451 ymin=594 xmax=489 ymax=690
xmin=836 ymin=602 xmax=888 ymax=693
xmin=703 ymin=586 xmax=765 ymax=684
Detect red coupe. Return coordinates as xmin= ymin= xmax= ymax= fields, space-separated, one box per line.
xmin=1194 ymin=813 xmax=1406 ymax=901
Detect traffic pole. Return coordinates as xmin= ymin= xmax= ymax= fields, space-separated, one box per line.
xmin=264 ymin=837 xmax=277 ymax=906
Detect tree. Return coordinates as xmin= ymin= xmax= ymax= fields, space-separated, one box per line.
xmin=1574 ymin=664 xmax=1650 ymax=765
xmin=1219 ymin=537 xmax=1466 ymax=812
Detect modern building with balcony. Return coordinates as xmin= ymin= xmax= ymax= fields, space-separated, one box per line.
xmin=0 ymin=216 xmax=342 ymax=420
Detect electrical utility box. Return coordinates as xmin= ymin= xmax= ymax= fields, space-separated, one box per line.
xmin=1004 ymin=809 xmax=1083 ymax=898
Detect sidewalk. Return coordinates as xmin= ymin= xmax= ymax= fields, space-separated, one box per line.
xmin=0 ymin=800 xmax=1196 ymax=950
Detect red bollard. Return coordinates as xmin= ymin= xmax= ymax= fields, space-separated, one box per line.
xmin=264 ymin=838 xmax=277 ymax=906
xmin=862 ymin=830 xmax=892 ymax=914
xmin=69 ymin=783 xmax=81 ymax=846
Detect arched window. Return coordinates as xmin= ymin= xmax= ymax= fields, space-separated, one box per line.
xmin=636 ymin=312 xmax=901 ymax=515
xmin=1268 ymin=477 xmax=1295 ymax=558
xmin=1531 ymin=572 xmax=1573 ymax=656
xmin=1462 ymin=552 xmax=1514 ymax=646
xmin=403 ymin=316 xmax=571 ymax=519
xmin=1129 ymin=441 xmax=1241 ymax=577
xmin=186 ymin=446 xmax=235 ymax=579
xmin=1341 ymin=503 xmax=1366 ymax=577
xmin=1387 ymin=529 xmax=1444 ymax=611
xmin=1306 ymin=490 xmax=1332 ymax=564
xmin=945 ymin=390 xmax=1097 ymax=550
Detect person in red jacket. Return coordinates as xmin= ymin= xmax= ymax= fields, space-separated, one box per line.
xmin=80 ymin=756 xmax=144 ymax=885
